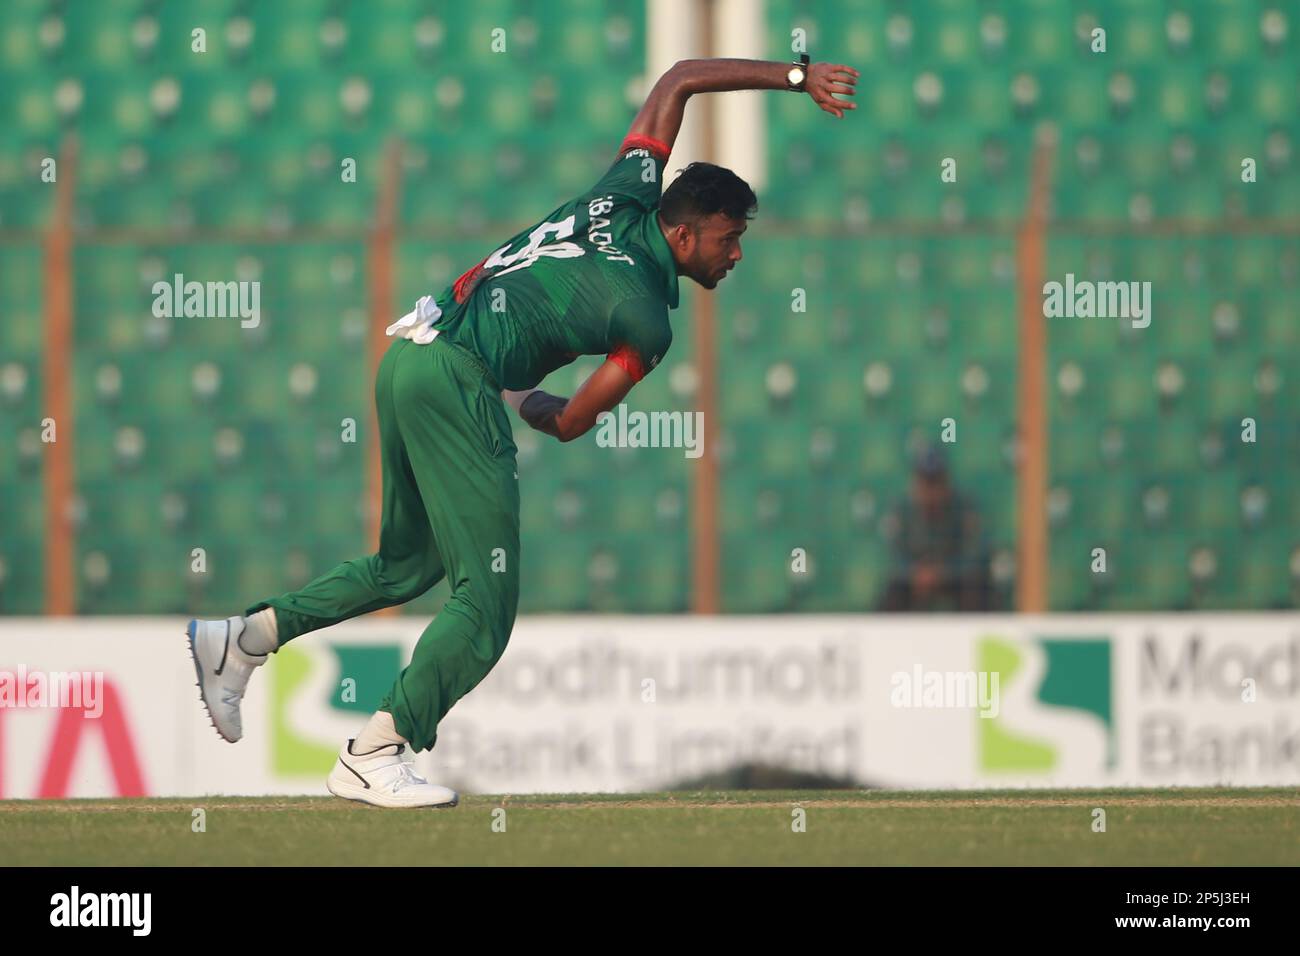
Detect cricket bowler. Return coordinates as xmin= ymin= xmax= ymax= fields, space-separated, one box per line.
xmin=186 ymin=55 xmax=859 ymax=807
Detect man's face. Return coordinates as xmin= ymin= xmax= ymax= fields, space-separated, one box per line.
xmin=665 ymin=213 xmax=747 ymax=289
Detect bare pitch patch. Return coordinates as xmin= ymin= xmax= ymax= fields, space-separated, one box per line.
xmin=485 ymin=793 xmax=1300 ymax=811
xmin=1 ymin=792 xmax=1296 ymax=814
xmin=0 ymin=799 xmax=330 ymax=814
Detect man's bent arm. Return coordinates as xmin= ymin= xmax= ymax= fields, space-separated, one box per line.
xmin=628 ymin=58 xmax=859 ymax=149
xmin=504 ymin=359 xmax=636 ymax=443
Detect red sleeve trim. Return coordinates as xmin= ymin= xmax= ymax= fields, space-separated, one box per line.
xmin=607 ymin=344 xmax=646 ymax=382
xmin=452 ymin=256 xmax=488 ymax=304
xmin=620 ymin=134 xmax=670 ymax=163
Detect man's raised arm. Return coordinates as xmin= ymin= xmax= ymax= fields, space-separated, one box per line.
xmin=626 ymin=57 xmax=860 ymax=152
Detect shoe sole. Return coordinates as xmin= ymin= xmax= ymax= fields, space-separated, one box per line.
xmin=326 ymin=775 xmax=459 ymax=809
xmin=187 ymin=620 xmax=239 ymax=744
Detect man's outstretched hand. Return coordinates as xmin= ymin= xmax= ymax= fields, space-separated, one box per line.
xmin=806 ymin=63 xmax=859 ymax=118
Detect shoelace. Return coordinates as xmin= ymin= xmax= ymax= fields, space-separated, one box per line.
xmin=391 ymin=762 xmax=429 ymax=793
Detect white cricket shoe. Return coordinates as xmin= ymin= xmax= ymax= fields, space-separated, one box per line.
xmin=326 ymin=740 xmax=459 ymax=809
xmin=186 ymin=616 xmax=266 ymax=743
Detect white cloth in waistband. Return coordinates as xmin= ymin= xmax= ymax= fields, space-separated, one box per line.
xmin=385 ymin=294 xmax=442 ymax=344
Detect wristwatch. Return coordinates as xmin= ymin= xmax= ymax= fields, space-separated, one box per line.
xmin=786 ymin=53 xmax=810 ymax=92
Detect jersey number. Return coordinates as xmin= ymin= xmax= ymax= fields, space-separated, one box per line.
xmin=484 ymin=215 xmax=585 ymax=278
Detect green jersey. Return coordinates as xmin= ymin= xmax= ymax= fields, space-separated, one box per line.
xmin=396 ymin=134 xmax=680 ymax=391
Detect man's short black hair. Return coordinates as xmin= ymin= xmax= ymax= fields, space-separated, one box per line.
xmin=659 ymin=162 xmax=758 ymax=231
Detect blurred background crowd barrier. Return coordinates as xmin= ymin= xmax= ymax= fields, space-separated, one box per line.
xmin=1 ymin=0 xmax=1297 ymax=618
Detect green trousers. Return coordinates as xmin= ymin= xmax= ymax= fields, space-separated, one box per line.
xmin=245 ymin=336 xmax=520 ymax=753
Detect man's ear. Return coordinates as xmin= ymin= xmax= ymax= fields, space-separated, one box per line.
xmin=671 ymin=220 xmax=699 ymax=249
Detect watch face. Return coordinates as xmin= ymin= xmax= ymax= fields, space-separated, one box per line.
xmin=788 ymin=67 xmax=805 ymax=86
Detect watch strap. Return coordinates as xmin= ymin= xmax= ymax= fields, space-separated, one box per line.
xmin=787 ymin=53 xmax=810 ymax=92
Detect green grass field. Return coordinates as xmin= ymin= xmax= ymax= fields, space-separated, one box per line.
xmin=3 ymin=789 xmax=1296 ymax=866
